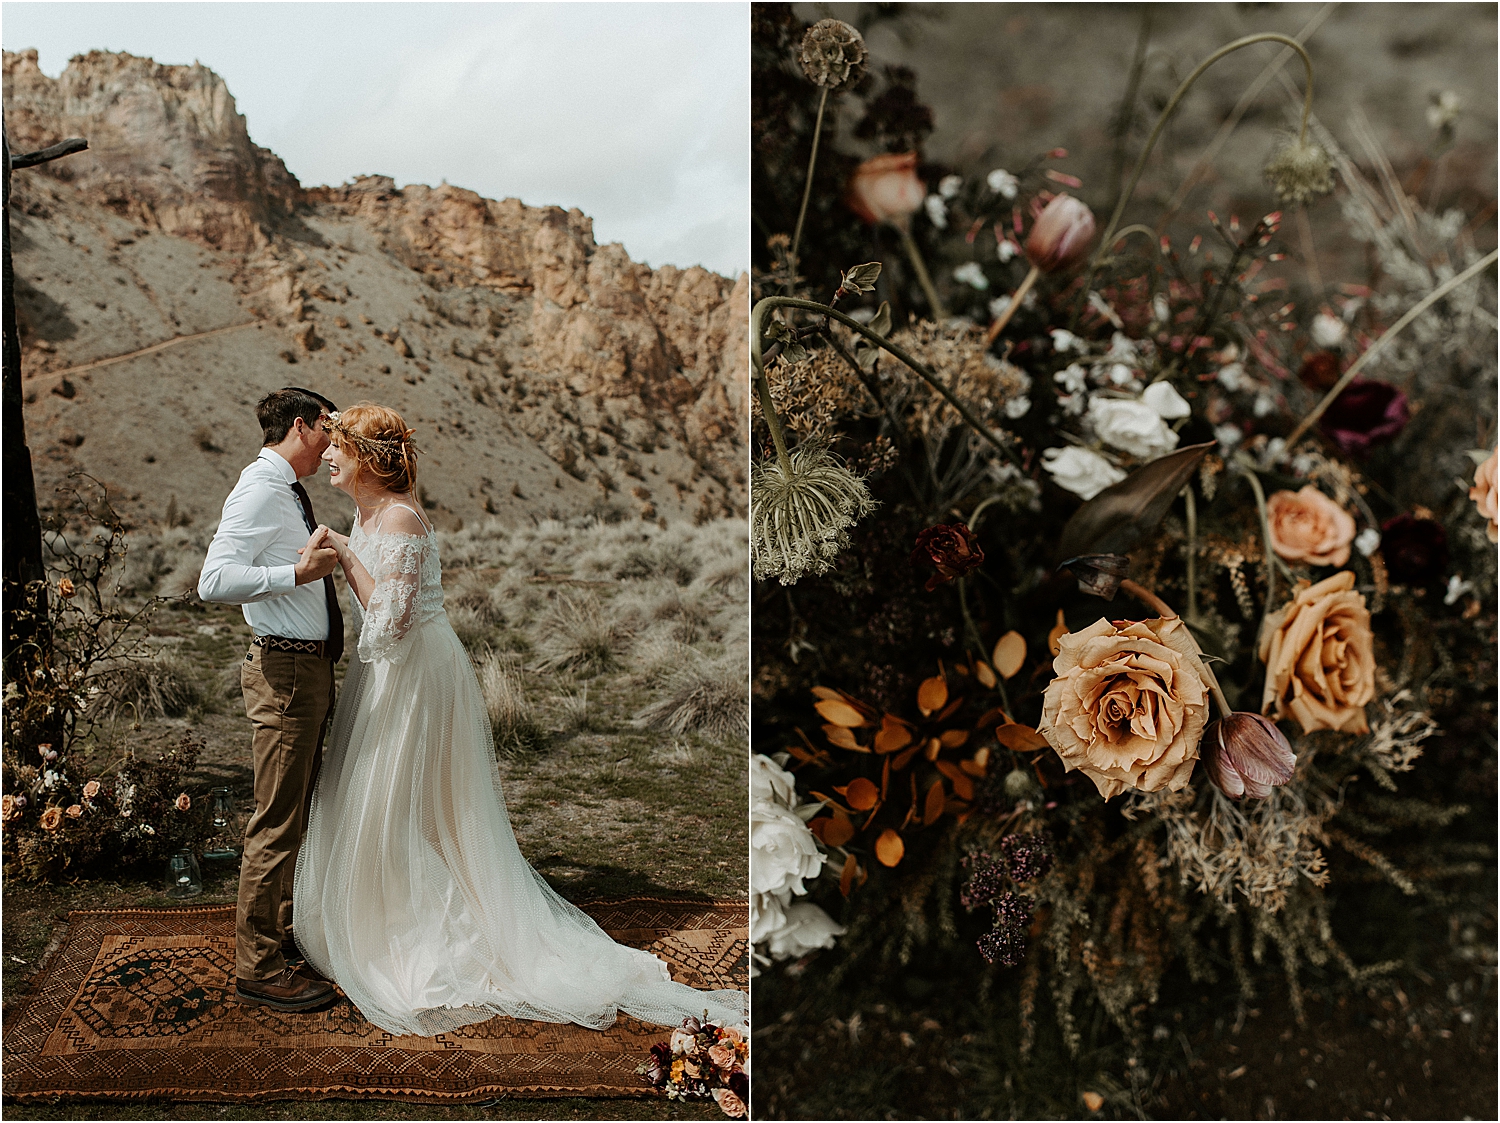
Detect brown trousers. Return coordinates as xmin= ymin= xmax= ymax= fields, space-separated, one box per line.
xmin=236 ymin=645 xmax=335 ymax=981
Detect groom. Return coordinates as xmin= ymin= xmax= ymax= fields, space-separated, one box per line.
xmin=199 ymin=386 xmax=343 ymax=1012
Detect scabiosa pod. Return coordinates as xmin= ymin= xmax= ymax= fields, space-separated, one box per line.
xmin=1264 ymin=136 xmax=1334 ymax=206
xmin=798 ymin=18 xmax=867 ymax=89
xmin=751 ymin=439 xmax=876 ymax=586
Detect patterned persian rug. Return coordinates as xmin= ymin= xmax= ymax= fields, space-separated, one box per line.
xmin=2 ymin=897 xmax=747 ymax=1104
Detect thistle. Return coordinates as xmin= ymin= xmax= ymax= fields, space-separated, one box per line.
xmin=750 ymin=440 xmax=876 ymax=586
xmin=1263 ymin=136 xmax=1335 ymax=205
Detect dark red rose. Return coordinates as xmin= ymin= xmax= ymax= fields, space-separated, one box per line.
xmin=728 ymin=1071 xmax=749 ymax=1101
xmin=1320 ymin=378 xmax=1409 ymax=456
xmin=1298 ymin=350 xmax=1342 ymax=392
xmin=1379 ymin=512 xmax=1448 ymax=585
xmin=912 ymin=523 xmax=985 ymax=590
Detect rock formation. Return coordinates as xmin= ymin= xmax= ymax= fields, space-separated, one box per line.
xmin=4 ymin=48 xmax=746 ymax=532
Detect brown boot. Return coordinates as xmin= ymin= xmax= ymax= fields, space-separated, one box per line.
xmin=236 ymin=966 xmax=336 ymax=1012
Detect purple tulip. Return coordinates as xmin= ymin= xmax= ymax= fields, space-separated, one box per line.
xmin=1025 ymin=194 xmax=1096 ymax=273
xmin=1320 ymin=378 xmax=1409 ymax=456
xmin=1202 ymin=713 xmax=1296 ymax=800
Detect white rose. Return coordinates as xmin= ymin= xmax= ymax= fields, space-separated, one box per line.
xmin=750 ymin=754 xmax=797 ymax=809
xmin=670 ymin=1028 xmax=697 ymax=1054
xmin=1042 ymin=446 xmax=1127 ymax=500
xmin=1088 ymin=396 xmax=1180 ymax=460
xmin=765 ymin=901 xmax=846 ymax=961
xmin=1311 ymin=312 xmax=1347 ymax=348
xmin=1141 ymin=381 xmax=1192 ymax=419
xmin=752 ymin=889 xmax=790 ymax=945
xmin=751 ymin=802 xmax=824 ymax=898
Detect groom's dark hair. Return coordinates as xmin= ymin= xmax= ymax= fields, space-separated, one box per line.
xmin=257 ymin=387 xmax=337 ymax=446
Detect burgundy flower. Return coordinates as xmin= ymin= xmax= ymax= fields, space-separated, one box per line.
xmin=911 ymin=523 xmax=984 ymax=590
xmin=1297 ymin=350 xmax=1342 ymax=393
xmin=1201 ymin=713 xmax=1296 ymax=800
xmin=1024 ymin=193 xmax=1096 ymax=273
xmin=1379 ymin=513 xmax=1449 ymax=585
xmin=1319 ymin=378 xmax=1409 ymax=456
xmin=728 ymin=1071 xmax=749 ymax=1101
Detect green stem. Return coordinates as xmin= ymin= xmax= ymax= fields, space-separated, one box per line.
xmin=1281 ymin=247 xmax=1500 ymax=452
xmin=789 ymin=86 xmax=829 ymax=269
xmin=897 ymin=223 xmax=947 ymax=320
xmin=1184 ymin=484 xmax=1199 ymax=623
xmin=984 ymin=263 xmax=1040 ymax=345
xmin=1070 ymin=32 xmax=1318 ymax=330
xmin=751 ymin=296 xmax=1018 ymax=463
xmin=1236 ymin=464 xmax=1284 ymax=641
xmin=966 ymin=494 xmax=1004 ymax=534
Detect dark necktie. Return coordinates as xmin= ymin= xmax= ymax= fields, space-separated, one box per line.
xmin=290 ymin=481 xmax=344 ymax=662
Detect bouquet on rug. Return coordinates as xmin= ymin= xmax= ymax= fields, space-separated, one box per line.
xmin=638 ymin=1014 xmax=749 ymax=1117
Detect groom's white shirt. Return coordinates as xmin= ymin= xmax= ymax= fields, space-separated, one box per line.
xmin=198 ymin=448 xmax=332 ymax=641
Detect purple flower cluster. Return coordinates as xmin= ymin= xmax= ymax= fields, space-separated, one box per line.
xmin=977 ymin=892 xmax=1033 ymax=967
xmin=999 ymin=832 xmax=1054 ymax=883
xmin=959 ymin=850 xmax=1005 ymax=910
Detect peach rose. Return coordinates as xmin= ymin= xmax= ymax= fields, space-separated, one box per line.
xmin=1 ymin=795 xmax=16 ymax=821
xmin=39 ymin=806 xmax=63 ymax=832
xmin=1470 ymin=447 xmax=1498 ymax=544
xmin=1265 ymin=486 xmax=1356 ymax=566
xmin=712 ymin=1088 xmax=747 ymax=1119
xmin=1258 ymin=570 xmax=1374 ymax=734
xmin=844 ymin=153 xmax=925 ymax=226
xmin=66 ymin=804 xmax=83 ymax=819
xmin=82 ymin=779 xmax=101 ymax=800
xmin=1038 ymin=616 xmax=1210 ymax=800
xmin=174 ymin=792 xmax=192 ymax=812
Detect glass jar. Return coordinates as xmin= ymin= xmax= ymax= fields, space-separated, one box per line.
xmin=166 ymin=849 xmax=203 ymax=898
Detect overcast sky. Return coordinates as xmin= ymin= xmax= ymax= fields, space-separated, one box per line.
xmin=3 ymin=2 xmax=748 ymax=277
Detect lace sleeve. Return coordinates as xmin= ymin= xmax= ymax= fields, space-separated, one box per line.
xmin=357 ymin=534 xmax=429 ymax=664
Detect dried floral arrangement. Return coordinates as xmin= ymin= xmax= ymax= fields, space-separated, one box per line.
xmin=750 ymin=7 xmax=1495 ymax=1113
xmin=2 ymin=478 xmax=212 ymax=880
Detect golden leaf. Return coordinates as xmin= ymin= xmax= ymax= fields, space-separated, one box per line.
xmin=874 ymin=828 xmax=905 ymax=867
xmin=936 ymin=696 xmax=965 ymax=722
xmin=992 ymin=630 xmax=1027 ymax=679
xmin=837 ymin=777 xmax=879 ymax=811
xmin=811 ymin=686 xmax=844 ymax=702
xmin=824 ymin=808 xmax=855 ymax=847
xmin=995 ymin=723 xmax=1050 ymax=753
xmin=974 ymin=660 xmax=997 ymax=689
xmin=839 ymin=853 xmax=858 ymax=896
xmin=923 ymin=778 xmax=946 ymax=824
xmin=916 ymin=674 xmax=948 ymax=716
xmin=874 ymin=714 xmax=914 ymax=754
xmin=934 ymin=760 xmax=974 ymax=801
xmin=959 ymin=759 xmax=985 ymax=777
xmin=815 ymin=699 xmax=868 ymax=728
xmin=1048 ymin=608 xmax=1069 ymax=657
xmin=923 ymin=737 xmax=942 ymax=762
xmin=971 ymin=746 xmax=990 ymax=769
xmin=939 ymin=728 xmax=969 ymax=749
xmin=823 ymin=724 xmax=861 ymax=750
xmin=892 ymin=745 xmax=920 ymax=771
xmin=1082 ymin=1092 xmax=1105 ymax=1113
xmin=880 ymin=755 xmax=891 ymax=800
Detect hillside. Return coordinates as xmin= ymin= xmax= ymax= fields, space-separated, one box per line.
xmin=3 ymin=49 xmax=747 ymax=533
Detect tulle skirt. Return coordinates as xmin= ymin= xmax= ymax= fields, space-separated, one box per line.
xmin=292 ymin=614 xmax=746 ymax=1037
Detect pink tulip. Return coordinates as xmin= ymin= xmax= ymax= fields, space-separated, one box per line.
xmin=1024 ymin=193 xmax=1096 ymax=273
xmin=1201 ymin=713 xmax=1296 ymax=800
xmin=844 ymin=153 xmax=926 ymax=226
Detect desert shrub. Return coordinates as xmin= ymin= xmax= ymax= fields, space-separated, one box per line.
xmin=533 ymin=593 xmax=629 ymax=675
xmin=447 ymin=604 xmax=495 ymax=651
xmin=614 ymin=539 xmax=699 ymax=585
xmin=634 ymin=654 xmax=747 ymax=739
xmin=99 ymin=649 xmax=213 ymax=722
xmin=476 ymin=652 xmax=547 ymax=756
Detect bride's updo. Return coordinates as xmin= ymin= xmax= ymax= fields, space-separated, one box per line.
xmin=326 ymin=402 xmax=419 ymax=492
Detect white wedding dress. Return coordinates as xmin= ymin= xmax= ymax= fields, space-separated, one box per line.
xmin=292 ymin=504 xmax=746 ymax=1037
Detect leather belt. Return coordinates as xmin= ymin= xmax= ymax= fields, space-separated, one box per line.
xmin=251 ymin=634 xmax=331 ymax=658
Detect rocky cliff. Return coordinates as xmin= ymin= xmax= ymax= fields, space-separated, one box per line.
xmin=4 ymin=49 xmax=746 ymax=532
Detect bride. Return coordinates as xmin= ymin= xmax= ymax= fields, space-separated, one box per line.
xmin=292 ymin=402 xmax=746 ymax=1037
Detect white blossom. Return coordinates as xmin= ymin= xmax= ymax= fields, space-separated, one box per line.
xmin=765 ymin=901 xmax=845 ymax=960
xmin=1004 ymin=396 xmax=1031 ymax=419
xmin=1214 ymin=423 xmax=1244 ymax=450
xmin=1141 ymin=380 xmax=1192 ymax=419
xmin=988 ymin=295 xmax=1012 ymax=320
xmin=924 ymin=194 xmax=948 ymax=230
xmin=1042 ymin=446 xmax=1127 ymax=500
xmin=1049 ymin=329 xmax=1084 ymax=354
xmin=987 ymin=168 xmax=1019 ymax=199
xmin=1217 ymin=362 xmax=1249 ymax=393
xmin=996 ymin=238 xmax=1019 ymax=263
xmin=1152 ymin=293 xmax=1170 ymax=324
xmin=1355 ymin=528 xmax=1382 ymax=557
xmin=1311 ymin=312 xmax=1347 ymax=348
xmin=938 ymin=174 xmax=964 ymax=199
xmin=953 ymin=262 xmax=989 ymax=290
xmin=1054 ymin=363 xmax=1089 ymax=395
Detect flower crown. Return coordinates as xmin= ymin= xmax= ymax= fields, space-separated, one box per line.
xmin=324 ymin=410 xmax=420 ymax=462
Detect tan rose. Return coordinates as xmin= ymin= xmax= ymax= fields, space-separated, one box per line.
xmin=1258 ymin=570 xmax=1374 ymax=734
xmin=39 ymin=806 xmax=63 ymax=832
xmin=844 ymin=153 xmax=925 ymax=227
xmin=1 ymin=795 xmax=16 ymax=821
xmin=1266 ymin=485 xmax=1356 ymax=566
xmin=82 ymin=779 xmax=101 ymax=800
xmin=1038 ymin=616 xmax=1210 ymax=800
xmin=1470 ymin=447 xmax=1497 ymax=544
xmin=174 ymin=792 xmax=192 ymax=812
xmin=66 ymin=804 xmax=83 ymax=819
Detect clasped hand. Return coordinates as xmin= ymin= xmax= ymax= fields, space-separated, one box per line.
xmin=294 ymin=525 xmax=347 ymax=584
